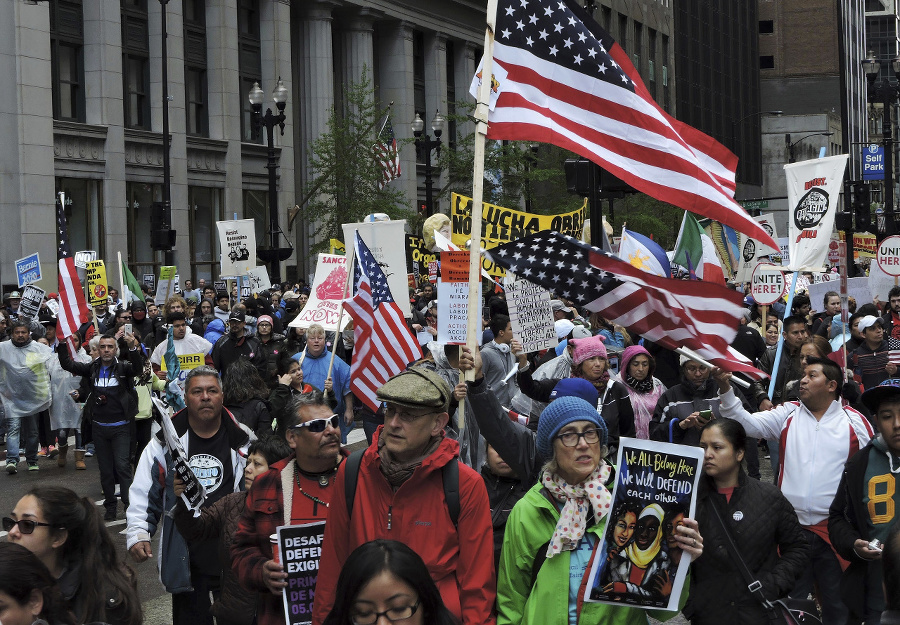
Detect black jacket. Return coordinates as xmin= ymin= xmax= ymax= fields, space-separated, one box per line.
xmin=58 ymin=340 xmax=142 ymax=422
xmin=684 ymin=471 xmax=809 ymax=625
xmin=751 ymin=344 xmax=804 ymax=406
xmin=211 ymin=332 xmax=267 ymax=379
xmin=225 ymin=398 xmax=273 ymax=438
xmin=649 ymin=376 xmax=751 ymax=446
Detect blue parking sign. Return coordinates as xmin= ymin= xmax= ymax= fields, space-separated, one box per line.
xmin=15 ymin=253 xmax=41 ymax=287
xmin=863 ymin=144 xmax=885 ymax=181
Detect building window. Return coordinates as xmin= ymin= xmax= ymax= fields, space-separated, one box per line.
xmin=184 ymin=0 xmax=208 ymax=136
xmin=126 ymin=181 xmax=163 ymax=277
xmin=760 ymin=55 xmax=775 ymax=69
xmin=238 ymin=0 xmax=262 ymax=143
xmin=618 ymin=14 xmax=628 ymax=50
xmin=50 ymin=0 xmax=85 ymax=122
xmin=759 ymin=20 xmax=774 ymax=34
xmin=243 ymin=189 xmax=268 ymax=246
xmin=56 ymin=178 xmax=102 ymax=255
xmin=188 ymin=186 xmax=223 ymax=280
xmin=122 ymin=0 xmax=150 ymax=129
xmin=633 ymin=21 xmax=642 ymax=73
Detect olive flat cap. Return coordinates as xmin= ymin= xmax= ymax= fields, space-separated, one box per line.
xmin=376 ymin=368 xmax=452 ymax=413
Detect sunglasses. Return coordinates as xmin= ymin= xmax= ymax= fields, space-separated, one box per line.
xmin=291 ymin=414 xmax=340 ymax=433
xmin=2 ymin=517 xmax=55 ymax=534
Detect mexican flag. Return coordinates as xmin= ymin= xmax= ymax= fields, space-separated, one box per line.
xmin=120 ymin=259 xmax=144 ymax=304
xmin=673 ymin=212 xmax=726 ymax=285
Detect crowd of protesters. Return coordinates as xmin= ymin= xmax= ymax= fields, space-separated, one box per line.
xmin=3 ymin=277 xmax=900 ymax=625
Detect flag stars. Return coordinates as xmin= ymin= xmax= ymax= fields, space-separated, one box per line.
xmin=578 ymin=32 xmax=587 ymax=42
xmin=519 ymin=0 xmax=528 ymax=7
xmin=568 ymin=16 xmax=577 ymax=25
xmin=588 ymin=48 xmax=597 ymax=58
xmin=563 ymin=37 xmax=573 ymax=48
xmin=512 ymin=251 xmax=522 ymax=260
xmin=554 ymin=22 xmax=564 ymax=32
xmin=597 ymin=63 xmax=607 ymax=74
xmin=516 ymin=19 xmax=525 ymax=30
xmin=544 ymin=5 xmax=553 ymax=15
xmin=501 ymin=28 xmax=511 ymax=38
xmin=620 ymin=73 xmax=629 ymax=83
xmin=505 ymin=5 xmax=515 ymax=15
xmin=529 ymin=13 xmax=538 ymax=24
xmin=573 ymin=53 xmax=583 ymax=65
xmin=527 ymin=255 xmax=537 ymax=263
xmin=526 ymin=35 xmax=534 ymax=46
xmin=539 ymin=28 xmax=549 ymax=40
xmin=549 ymin=45 xmax=559 ymax=56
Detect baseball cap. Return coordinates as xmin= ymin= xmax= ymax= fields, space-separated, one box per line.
xmin=862 ymin=378 xmax=900 ymax=412
xmin=571 ymin=325 xmax=592 ymax=340
xmin=550 ymin=299 xmax=571 ymax=313
xmin=858 ymin=315 xmax=884 ymax=333
xmin=555 ymin=319 xmax=575 ymax=340
xmin=228 ymin=310 xmax=246 ymax=322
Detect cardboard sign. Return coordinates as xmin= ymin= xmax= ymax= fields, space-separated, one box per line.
xmin=505 ymin=275 xmax=557 ymax=353
xmin=143 ymin=273 xmax=156 ymax=292
xmin=217 ymin=219 xmax=257 ymax=276
xmin=246 ymin=266 xmax=272 ymax=293
xmin=585 ymin=438 xmax=703 ymax=611
xmin=877 ymin=235 xmax=900 ymax=277
xmin=288 ymin=254 xmax=351 ymax=331
xmin=278 ymin=521 xmax=326 ymax=625
xmin=85 ymin=260 xmax=108 ymax=306
xmin=19 ymin=285 xmax=45 ymax=318
xmin=156 ymin=266 xmax=177 ymax=302
xmin=73 ymin=250 xmax=97 ymax=269
xmin=342 ymin=220 xmax=411 ymax=318
xmin=15 ymin=253 xmax=41 ymax=287
xmin=437 ymin=251 xmax=473 ymax=345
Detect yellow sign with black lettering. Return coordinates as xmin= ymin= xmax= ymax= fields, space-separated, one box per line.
xmin=85 ymin=260 xmax=108 ymax=306
xmin=450 ymin=193 xmax=586 ymax=278
xmin=160 ymin=353 xmax=205 ymax=372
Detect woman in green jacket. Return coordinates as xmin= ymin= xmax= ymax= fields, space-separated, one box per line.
xmin=497 ymin=396 xmax=705 ymax=625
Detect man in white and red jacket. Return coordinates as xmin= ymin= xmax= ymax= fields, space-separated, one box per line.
xmin=714 ymin=357 xmax=873 ymax=625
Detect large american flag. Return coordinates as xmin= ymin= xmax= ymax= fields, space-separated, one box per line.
xmin=56 ymin=192 xmax=88 ymax=340
xmin=485 ymin=231 xmax=766 ymax=379
xmin=474 ymin=0 xmax=778 ymax=250
xmin=374 ymin=114 xmax=401 ymax=190
xmin=344 ymin=234 xmax=422 ymax=411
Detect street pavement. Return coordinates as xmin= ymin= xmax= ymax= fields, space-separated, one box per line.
xmin=1 ymin=431 xmax=771 ymax=625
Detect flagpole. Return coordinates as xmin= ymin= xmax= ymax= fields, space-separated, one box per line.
xmin=118 ymin=251 xmax=127 ymax=307
xmin=326 ymin=237 xmax=357 ymax=382
xmin=674 ymin=348 xmax=750 ymax=389
xmin=767 ymin=271 xmax=800 ymax=400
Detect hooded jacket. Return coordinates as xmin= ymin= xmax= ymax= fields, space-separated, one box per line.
xmin=649 ymin=375 xmax=751 ymax=446
xmin=204 ymin=318 xmax=226 ymax=345
xmin=312 ymin=427 xmax=496 ymax=625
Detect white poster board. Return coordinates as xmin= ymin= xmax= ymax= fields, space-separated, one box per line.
xmin=216 ymin=219 xmax=256 ymax=277
xmin=246 ymin=266 xmax=272 ymax=293
xmin=437 ymin=251 xmax=475 ymax=345
xmin=736 ymin=213 xmax=780 ymax=282
xmin=341 ymin=220 xmax=411 ymax=317
xmin=288 ymin=254 xmax=351 ymax=331
xmin=504 ymin=274 xmax=557 ymax=353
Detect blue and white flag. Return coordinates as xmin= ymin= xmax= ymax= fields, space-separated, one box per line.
xmin=618 ymin=228 xmax=671 ymax=278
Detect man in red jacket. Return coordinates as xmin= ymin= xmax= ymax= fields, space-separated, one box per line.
xmin=231 ymin=389 xmax=346 ymax=625
xmin=312 ymin=368 xmax=496 ymax=625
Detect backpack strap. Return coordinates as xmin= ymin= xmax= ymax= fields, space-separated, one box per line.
xmin=344 ymin=448 xmax=365 ymax=519
xmin=443 ymin=458 xmax=460 ymax=528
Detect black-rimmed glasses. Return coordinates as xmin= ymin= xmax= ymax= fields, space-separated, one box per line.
xmin=556 ymin=428 xmax=604 ymax=447
xmin=350 ymin=601 xmax=420 ymax=625
xmin=2 ymin=517 xmax=54 ymax=534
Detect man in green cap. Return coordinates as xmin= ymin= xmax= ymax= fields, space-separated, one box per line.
xmin=313 ymin=367 xmax=496 ymax=625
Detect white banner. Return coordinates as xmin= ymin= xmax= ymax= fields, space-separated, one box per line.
xmin=785 ymin=155 xmax=849 ymax=271
xmin=245 ymin=266 xmax=272 ymax=294
xmin=736 ymin=213 xmax=780 ymax=282
xmin=341 ymin=220 xmax=411 ymax=317
xmin=288 ymin=254 xmax=351 ymax=332
xmin=216 ymin=219 xmax=256 ymax=277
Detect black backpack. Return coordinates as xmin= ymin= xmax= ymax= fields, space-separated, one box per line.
xmin=343 ymin=448 xmax=460 ymax=527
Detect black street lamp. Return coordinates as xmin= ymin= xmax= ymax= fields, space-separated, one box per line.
xmin=249 ymin=78 xmax=293 ymax=285
xmin=412 ymin=111 xmax=445 ymax=217
xmin=864 ymin=52 xmax=900 ymax=240
xmin=786 ymin=131 xmax=834 ymax=163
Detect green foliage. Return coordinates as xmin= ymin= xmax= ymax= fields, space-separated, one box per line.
xmin=436 ymin=102 xmax=582 ymax=215
xmin=609 ymin=194 xmax=684 ymax=249
xmin=298 ymin=70 xmax=412 ymax=253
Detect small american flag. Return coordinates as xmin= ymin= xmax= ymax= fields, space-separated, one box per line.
xmin=56 ymin=193 xmax=88 ymax=340
xmin=374 ymin=114 xmax=400 ymax=190
xmin=485 ymin=231 xmax=766 ymax=379
xmin=344 ymin=233 xmax=422 ymax=411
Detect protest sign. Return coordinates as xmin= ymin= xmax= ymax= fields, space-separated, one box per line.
xmin=45 ymin=299 xmax=59 ymax=316
xmin=217 ymin=219 xmax=256 ymax=276
xmin=877 ymin=235 xmax=900 ymax=278
xmin=160 ymin=353 xmax=206 ymax=390
xmin=854 ymin=232 xmax=877 ymax=263
xmin=278 ymin=521 xmax=326 ymax=625
xmin=342 ymin=220 xmax=411 ymax=317
xmin=289 ymin=254 xmax=351 ymax=331
xmin=329 ymin=238 xmax=345 ymax=255
xmin=73 ymin=250 xmax=97 ymax=269
xmin=15 ymin=253 xmax=42 ymax=287
xmin=173 ymin=274 xmax=181 ymax=294
xmin=438 ymin=251 xmax=474 ymax=345
xmin=785 ymin=154 xmax=849 ymax=271
xmin=143 ymin=273 xmax=156 ymax=292
xmin=246 ymin=266 xmax=272 ymax=293
xmin=406 ymin=234 xmax=438 ymax=288
xmin=586 ymin=438 xmax=703 ymax=611
xmin=151 ymin=396 xmax=206 ymax=513
xmin=504 ymin=274 xmax=556 ymax=353
xmin=735 ymin=213 xmax=780 ymax=282
xmin=85 ymin=260 xmax=108 ymax=306
xmin=19 ymin=285 xmax=45 ymax=318
xmin=869 ymin=262 xmax=897 ymax=302
xmin=450 ymin=192 xmax=586 ymax=278
xmin=156 ymin=266 xmax=177 ymax=303
xmin=240 ymin=285 xmax=251 ymax=298
xmin=213 ymin=280 xmax=227 ymax=293
xmin=750 ymin=264 xmax=786 ymax=306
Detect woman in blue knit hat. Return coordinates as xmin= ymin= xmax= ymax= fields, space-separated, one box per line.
xmin=497 ymin=396 xmax=705 ymax=625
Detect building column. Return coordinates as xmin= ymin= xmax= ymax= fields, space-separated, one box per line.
xmin=83 ymin=0 xmax=126 ymax=262
xmin=425 ymin=32 xmax=448 ymax=211
xmin=376 ymin=21 xmax=417 ymax=212
xmin=0 ymin=2 xmax=55 ymax=289
xmin=454 ymin=41 xmax=479 ymax=141
xmin=339 ymin=8 xmax=377 ymax=111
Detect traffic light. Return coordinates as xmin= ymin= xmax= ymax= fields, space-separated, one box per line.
xmin=150 ymin=201 xmax=176 ymax=251
xmin=853 ymin=182 xmax=871 ymax=231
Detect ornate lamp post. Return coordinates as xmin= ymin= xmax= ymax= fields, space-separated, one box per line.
xmin=412 ymin=111 xmax=445 ymax=216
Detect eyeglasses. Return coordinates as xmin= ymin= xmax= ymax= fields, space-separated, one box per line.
xmin=120 ymin=315 xmax=133 ymax=320
xmin=2 ymin=517 xmax=54 ymax=534
xmin=351 ymin=601 xmax=420 ymax=625
xmin=290 ymin=414 xmax=340 ymax=433
xmin=384 ymin=405 xmax=436 ymax=423
xmin=555 ymin=428 xmax=604 ymax=447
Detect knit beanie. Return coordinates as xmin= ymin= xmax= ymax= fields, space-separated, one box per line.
xmin=549 ymin=378 xmax=599 ymax=406
xmin=571 ymin=335 xmax=608 ymax=366
xmin=620 ymin=345 xmax=654 ymax=377
xmin=537 ymin=396 xmax=608 ymax=459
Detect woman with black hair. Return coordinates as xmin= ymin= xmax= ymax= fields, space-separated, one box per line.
xmin=223 ymin=358 xmax=273 ymax=437
xmin=0 ymin=542 xmax=75 ymax=625
xmin=5 ymin=486 xmax=142 ymax=625
xmin=322 ymin=540 xmax=459 ymax=625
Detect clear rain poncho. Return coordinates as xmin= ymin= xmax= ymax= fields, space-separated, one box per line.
xmin=0 ymin=339 xmax=55 ymax=420
xmin=47 ymin=348 xmax=91 ymax=430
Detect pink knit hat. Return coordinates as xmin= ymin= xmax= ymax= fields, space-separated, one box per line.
xmin=257 ymin=315 xmax=274 ymax=326
xmin=570 ymin=334 xmax=608 ymax=365
xmin=620 ymin=345 xmax=654 ymax=376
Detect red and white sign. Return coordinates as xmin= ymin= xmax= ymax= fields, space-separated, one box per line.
xmin=877 ymin=235 xmax=900 ymax=277
xmin=750 ymin=264 xmax=786 ymax=305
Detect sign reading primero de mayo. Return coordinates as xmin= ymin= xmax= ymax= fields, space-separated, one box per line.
xmin=450 ymin=193 xmax=585 ymax=278
xmin=216 ymin=219 xmax=256 ymax=276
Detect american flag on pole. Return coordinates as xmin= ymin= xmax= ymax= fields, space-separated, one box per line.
xmin=374 ymin=113 xmax=401 ymax=189
xmin=485 ymin=231 xmax=767 ymax=379
xmin=472 ymin=0 xmax=778 ymax=250
xmin=344 ymin=233 xmax=422 ymax=410
xmin=55 ymin=192 xmax=88 ymax=340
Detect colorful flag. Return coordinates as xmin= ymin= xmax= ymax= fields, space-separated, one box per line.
xmin=673 ymin=212 xmax=725 ymax=284
xmin=164 ymin=326 xmax=186 ymax=412
xmin=374 ymin=113 xmax=401 ymax=189
xmin=618 ymin=228 xmax=671 ymax=277
xmin=344 ymin=234 xmax=422 ymax=411
xmin=471 ymin=0 xmax=777 ymax=250
xmin=55 ymin=193 xmax=88 ymax=340
xmin=485 ymin=231 xmax=765 ymax=379
xmin=120 ymin=259 xmax=144 ymax=305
